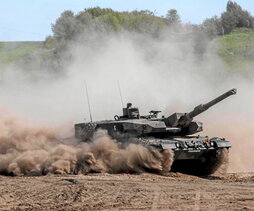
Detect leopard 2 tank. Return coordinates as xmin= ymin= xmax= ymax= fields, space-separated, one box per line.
xmin=75 ymin=88 xmax=237 ymax=176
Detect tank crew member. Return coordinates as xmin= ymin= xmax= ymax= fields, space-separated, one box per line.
xmin=127 ymin=103 xmax=133 ymax=109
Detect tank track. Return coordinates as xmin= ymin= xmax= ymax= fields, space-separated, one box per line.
xmin=170 ymin=148 xmax=229 ymax=176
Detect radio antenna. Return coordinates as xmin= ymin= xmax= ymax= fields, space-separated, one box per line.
xmin=84 ymin=81 xmax=93 ymax=122
xmin=117 ymin=80 xmax=124 ymax=108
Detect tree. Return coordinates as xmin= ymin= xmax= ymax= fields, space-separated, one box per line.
xmin=85 ymin=7 xmax=113 ymax=18
xmin=76 ymin=11 xmax=93 ymax=25
xmin=52 ymin=10 xmax=80 ymax=40
xmin=166 ymin=9 xmax=181 ymax=26
xmin=221 ymin=1 xmax=254 ymax=34
xmin=202 ymin=16 xmax=221 ymax=37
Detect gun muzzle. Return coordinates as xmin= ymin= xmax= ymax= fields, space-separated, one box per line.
xmin=188 ymin=88 xmax=237 ymax=119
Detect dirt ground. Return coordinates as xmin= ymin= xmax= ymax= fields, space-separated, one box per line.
xmin=0 ymin=172 xmax=253 ymax=211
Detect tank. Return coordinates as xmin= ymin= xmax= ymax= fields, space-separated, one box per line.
xmin=75 ymin=88 xmax=237 ymax=176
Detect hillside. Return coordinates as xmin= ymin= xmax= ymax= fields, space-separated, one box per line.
xmin=216 ymin=29 xmax=254 ymax=72
xmin=0 ymin=31 xmax=253 ymax=72
xmin=0 ymin=41 xmax=43 ymax=64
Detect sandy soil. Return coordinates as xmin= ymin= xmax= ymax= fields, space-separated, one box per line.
xmin=0 ymin=173 xmax=253 ymax=211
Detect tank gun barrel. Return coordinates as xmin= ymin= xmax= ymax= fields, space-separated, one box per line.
xmin=187 ymin=88 xmax=237 ymax=119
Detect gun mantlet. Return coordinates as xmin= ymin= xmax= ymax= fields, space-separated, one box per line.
xmin=165 ymin=88 xmax=237 ymax=135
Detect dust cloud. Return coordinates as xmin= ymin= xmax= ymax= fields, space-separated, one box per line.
xmin=0 ymin=28 xmax=253 ymax=173
xmin=0 ymin=107 xmax=173 ymax=176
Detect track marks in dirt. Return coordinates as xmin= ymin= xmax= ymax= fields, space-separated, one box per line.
xmin=151 ymin=184 xmax=160 ymax=211
xmin=0 ymin=173 xmax=254 ymax=211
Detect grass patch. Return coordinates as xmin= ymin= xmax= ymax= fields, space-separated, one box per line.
xmin=216 ymin=29 xmax=254 ymax=72
xmin=0 ymin=30 xmax=254 ymax=74
xmin=0 ymin=41 xmax=43 ymax=64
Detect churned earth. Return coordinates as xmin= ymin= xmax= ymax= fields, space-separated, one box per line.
xmin=0 ymin=172 xmax=253 ymax=211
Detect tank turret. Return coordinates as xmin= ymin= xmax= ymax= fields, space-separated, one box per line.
xmin=165 ymin=88 xmax=237 ymax=135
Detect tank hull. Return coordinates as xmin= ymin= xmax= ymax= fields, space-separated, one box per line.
xmin=118 ymin=136 xmax=230 ymax=176
xmin=74 ymin=122 xmax=230 ymax=176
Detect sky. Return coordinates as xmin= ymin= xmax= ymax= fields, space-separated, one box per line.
xmin=0 ymin=0 xmax=253 ymax=41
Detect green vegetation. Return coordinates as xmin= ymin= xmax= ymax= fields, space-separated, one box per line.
xmin=202 ymin=1 xmax=254 ymax=37
xmin=0 ymin=42 xmax=43 ymax=64
xmin=49 ymin=8 xmax=169 ymax=42
xmin=0 ymin=1 xmax=253 ymax=73
xmin=217 ymin=28 xmax=254 ymax=71
xmin=1 ymin=30 xmax=253 ymax=70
